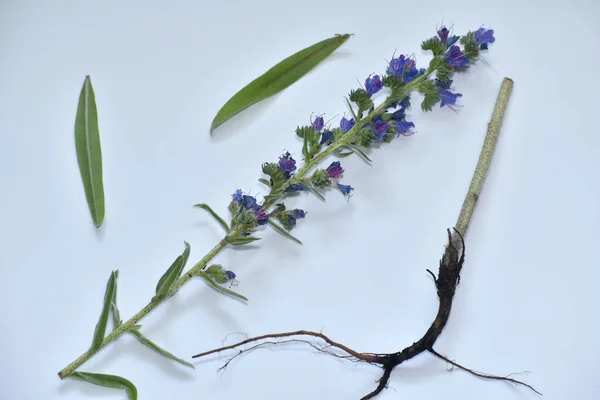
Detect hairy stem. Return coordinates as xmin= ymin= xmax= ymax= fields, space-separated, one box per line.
xmin=455 ymin=78 xmax=513 ymax=236
xmin=58 ymin=63 xmax=439 ymax=379
xmin=58 ymin=239 xmax=228 ymax=378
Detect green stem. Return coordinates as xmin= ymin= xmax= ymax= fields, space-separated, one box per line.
xmin=58 ymin=239 xmax=228 ymax=378
xmin=455 ymin=77 xmax=514 ymax=236
xmin=58 ymin=63 xmax=439 ymax=379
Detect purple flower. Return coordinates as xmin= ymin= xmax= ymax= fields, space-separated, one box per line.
xmin=438 ymin=27 xmax=449 ymax=43
xmin=254 ymin=207 xmax=269 ymax=225
xmin=474 ymin=27 xmax=495 ymax=50
xmin=290 ymin=209 xmax=306 ymax=219
xmin=278 ymin=151 xmax=296 ymax=178
xmin=312 ymin=115 xmax=324 ymax=132
xmin=438 ymin=26 xmax=460 ymax=47
xmin=371 ymin=117 xmax=390 ymax=142
xmin=395 ymin=120 xmax=415 ymax=137
xmin=387 ymin=55 xmax=411 ymax=76
xmin=286 ymin=209 xmax=306 ymax=228
xmin=440 ymin=90 xmax=463 ymax=110
xmin=284 ymin=182 xmax=307 ymax=192
xmin=403 ymin=66 xmax=426 ymax=83
xmin=340 ymin=117 xmax=355 ymax=132
xmin=337 ymin=183 xmax=354 ymax=197
xmin=232 ymin=189 xmax=243 ymax=202
xmin=365 ymin=75 xmax=383 ymax=95
xmin=320 ymin=130 xmax=334 ymax=145
xmin=445 ymin=45 xmax=470 ymax=68
xmin=436 ymin=79 xmax=453 ymax=90
xmin=225 ymin=270 xmax=236 ymax=281
xmin=326 ymin=161 xmax=344 ymax=178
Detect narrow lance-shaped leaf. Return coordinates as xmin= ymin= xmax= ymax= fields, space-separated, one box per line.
xmin=74 ymin=75 xmax=105 ymax=227
xmin=194 ymin=204 xmax=229 ymax=233
xmin=154 ymin=242 xmax=191 ymax=301
xmin=196 ymin=271 xmax=248 ymax=301
xmin=348 ymin=144 xmax=372 ymax=163
xmin=70 ymin=372 xmax=137 ymax=400
xmin=268 ymin=219 xmax=303 ymax=245
xmin=90 ymin=270 xmax=117 ymax=350
xmin=225 ymin=235 xmax=261 ymax=246
xmin=128 ymin=328 xmax=194 ymax=369
xmin=210 ymin=34 xmax=352 ymax=133
xmin=111 ymin=270 xmax=122 ymax=328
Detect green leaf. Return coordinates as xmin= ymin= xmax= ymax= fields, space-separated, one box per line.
xmin=345 ymin=97 xmax=358 ymax=121
xmin=91 ymin=271 xmax=117 ymax=350
xmin=210 ymin=34 xmax=352 ymax=133
xmin=348 ymin=144 xmax=372 ymax=162
xmin=418 ymin=79 xmax=442 ymax=112
xmin=306 ymin=184 xmax=326 ymax=201
xmin=194 ymin=203 xmax=230 ymax=233
xmin=267 ymin=219 xmax=303 ymax=245
xmin=154 ymin=242 xmax=191 ymax=301
xmin=258 ymin=178 xmax=271 ymax=187
xmin=302 ymin=127 xmax=310 ymax=161
xmin=70 ymin=372 xmax=137 ymax=400
xmin=421 ymin=36 xmax=445 ymax=55
xmin=224 ymin=235 xmax=261 ymax=246
xmin=196 ymin=271 xmax=248 ymax=301
xmin=111 ymin=270 xmax=122 ymax=328
xmin=128 ymin=328 xmax=194 ymax=369
xmin=74 ymin=75 xmax=105 ymax=227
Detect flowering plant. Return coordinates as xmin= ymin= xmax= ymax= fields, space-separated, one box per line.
xmin=57 ymin=25 xmax=519 ymax=399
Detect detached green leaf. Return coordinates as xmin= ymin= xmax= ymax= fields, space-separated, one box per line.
xmin=268 ymin=219 xmax=303 ymax=245
xmin=224 ymin=235 xmax=261 ymax=246
xmin=74 ymin=75 xmax=105 ymax=228
xmin=70 ymin=372 xmax=137 ymax=400
xmin=196 ymin=271 xmax=248 ymax=301
xmin=155 ymin=242 xmax=191 ymax=301
xmin=210 ymin=34 xmax=352 ymax=133
xmin=129 ymin=328 xmax=194 ymax=369
xmin=194 ymin=204 xmax=229 ymax=233
xmin=91 ymin=270 xmax=117 ymax=350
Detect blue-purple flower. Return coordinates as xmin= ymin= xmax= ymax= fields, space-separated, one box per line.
xmin=395 ymin=120 xmax=415 ymax=137
xmin=286 ymin=209 xmax=306 ymax=228
xmin=337 ymin=183 xmax=354 ymax=198
xmin=365 ymin=75 xmax=383 ymax=95
xmin=474 ymin=27 xmax=495 ymax=50
xmin=371 ymin=116 xmax=390 ymax=142
xmin=438 ymin=26 xmax=460 ymax=47
xmin=326 ymin=161 xmax=344 ymax=178
xmin=231 ymin=189 xmax=268 ymax=225
xmin=440 ymin=90 xmax=463 ymax=110
xmin=284 ymin=182 xmax=307 ymax=192
xmin=387 ymin=55 xmax=424 ymax=83
xmin=340 ymin=117 xmax=355 ymax=133
xmin=225 ymin=270 xmax=236 ymax=281
xmin=312 ymin=115 xmax=324 ymax=132
xmin=445 ymin=45 xmax=470 ymax=68
xmin=278 ymin=151 xmax=296 ymax=179
xmin=320 ymin=130 xmax=334 ymax=145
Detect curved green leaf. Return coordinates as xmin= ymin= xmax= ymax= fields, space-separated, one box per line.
xmin=91 ymin=270 xmax=117 ymax=350
xmin=129 ymin=328 xmax=194 ymax=369
xmin=196 ymin=271 xmax=248 ymax=301
xmin=224 ymin=235 xmax=261 ymax=246
xmin=194 ymin=203 xmax=229 ymax=233
xmin=210 ymin=34 xmax=352 ymax=133
xmin=70 ymin=372 xmax=137 ymax=400
xmin=348 ymin=144 xmax=372 ymax=162
xmin=74 ymin=75 xmax=105 ymax=227
xmin=155 ymin=242 xmax=191 ymax=301
xmin=267 ymin=219 xmax=303 ymax=245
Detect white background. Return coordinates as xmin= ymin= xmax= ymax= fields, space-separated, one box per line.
xmin=1 ymin=0 xmax=599 ymax=399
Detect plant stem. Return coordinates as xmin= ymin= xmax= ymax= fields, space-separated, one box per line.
xmin=455 ymin=77 xmax=513 ymax=236
xmin=58 ymin=64 xmax=440 ymax=379
xmin=58 ymin=239 xmax=228 ymax=378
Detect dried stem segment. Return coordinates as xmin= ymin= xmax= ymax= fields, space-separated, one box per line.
xmin=455 ymin=77 xmax=514 ymax=236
